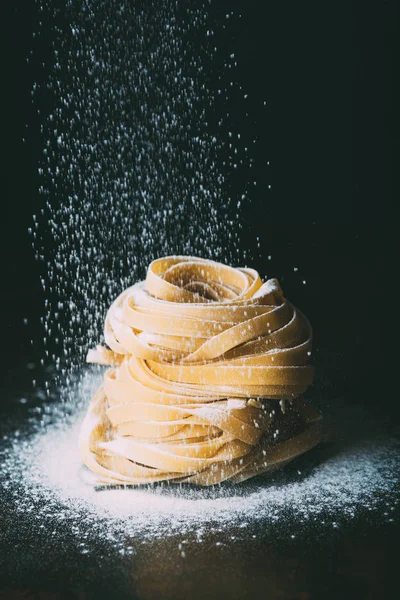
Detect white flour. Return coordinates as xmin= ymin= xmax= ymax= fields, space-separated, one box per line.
xmin=1 ymin=372 xmax=398 ymax=552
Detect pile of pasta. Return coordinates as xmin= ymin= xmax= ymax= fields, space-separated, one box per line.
xmin=80 ymin=256 xmax=321 ymax=486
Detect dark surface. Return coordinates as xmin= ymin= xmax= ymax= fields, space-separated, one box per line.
xmin=1 ymin=501 xmax=399 ymax=600
xmin=1 ymin=1 xmax=395 ymax=599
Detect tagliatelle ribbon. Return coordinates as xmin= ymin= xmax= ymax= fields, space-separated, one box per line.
xmin=80 ymin=256 xmax=321 ymax=486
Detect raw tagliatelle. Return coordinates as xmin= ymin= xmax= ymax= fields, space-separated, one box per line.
xmin=80 ymin=256 xmax=322 ymax=486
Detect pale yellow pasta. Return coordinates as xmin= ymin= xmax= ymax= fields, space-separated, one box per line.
xmin=80 ymin=256 xmax=321 ymax=486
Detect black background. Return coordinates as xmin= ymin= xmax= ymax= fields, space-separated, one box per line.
xmin=1 ymin=0 xmax=393 ymax=401
xmin=1 ymin=1 xmax=396 ymax=598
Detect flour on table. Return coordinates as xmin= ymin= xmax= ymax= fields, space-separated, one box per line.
xmin=1 ymin=372 xmax=398 ymax=551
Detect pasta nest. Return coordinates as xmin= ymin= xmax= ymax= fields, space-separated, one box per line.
xmin=80 ymin=256 xmax=321 ymax=486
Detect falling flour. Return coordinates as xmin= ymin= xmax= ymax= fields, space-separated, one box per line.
xmin=30 ymin=0 xmax=252 ymax=371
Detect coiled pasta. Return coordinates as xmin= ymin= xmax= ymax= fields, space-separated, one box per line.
xmin=80 ymin=256 xmax=321 ymax=485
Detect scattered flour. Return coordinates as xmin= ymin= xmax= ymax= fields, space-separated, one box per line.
xmin=1 ymin=373 xmax=398 ymax=550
